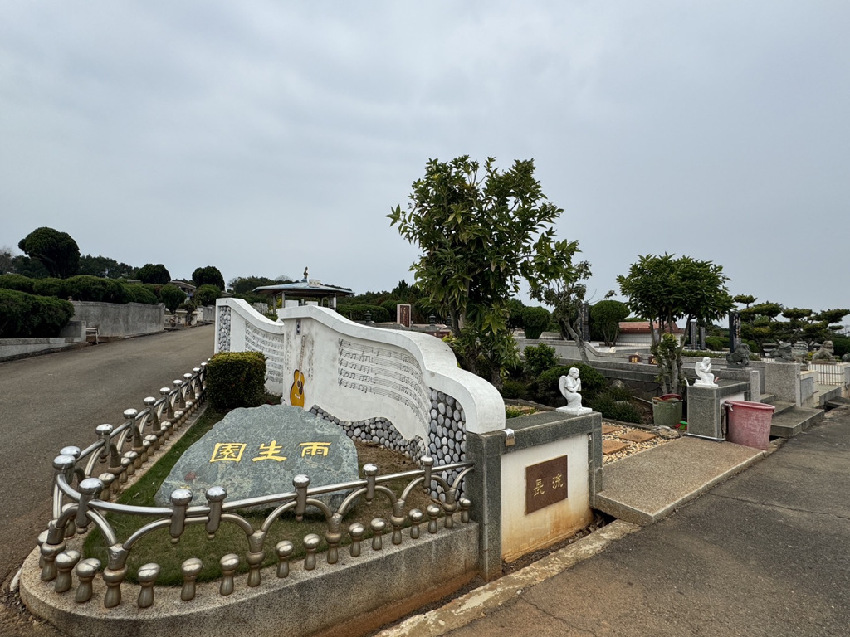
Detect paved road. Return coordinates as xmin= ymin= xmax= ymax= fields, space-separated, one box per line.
xmin=0 ymin=326 xmax=213 ymax=636
xmin=442 ymin=408 xmax=850 ymax=636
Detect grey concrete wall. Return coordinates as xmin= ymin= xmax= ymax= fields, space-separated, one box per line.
xmin=20 ymin=522 xmax=479 ymax=637
xmin=0 ymin=321 xmax=85 ymax=360
xmin=71 ymin=301 xmax=164 ymax=338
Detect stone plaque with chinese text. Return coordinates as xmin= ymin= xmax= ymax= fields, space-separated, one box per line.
xmin=155 ymin=404 xmax=359 ymax=507
xmin=525 ymin=456 xmax=568 ymax=515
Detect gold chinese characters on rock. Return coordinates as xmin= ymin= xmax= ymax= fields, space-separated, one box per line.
xmin=209 ymin=441 xmax=332 ymax=463
xmin=525 ymin=455 xmax=568 ymax=515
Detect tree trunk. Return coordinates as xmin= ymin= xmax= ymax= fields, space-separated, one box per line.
xmin=565 ymin=320 xmax=590 ymax=363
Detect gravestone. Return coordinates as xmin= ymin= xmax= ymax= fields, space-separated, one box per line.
xmin=155 ymin=404 xmax=359 ymax=507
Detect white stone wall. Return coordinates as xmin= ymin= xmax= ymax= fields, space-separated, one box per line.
xmin=215 ymin=299 xmax=506 ymax=445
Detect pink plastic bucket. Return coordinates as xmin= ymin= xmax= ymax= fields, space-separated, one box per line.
xmin=725 ymin=401 xmax=775 ymax=450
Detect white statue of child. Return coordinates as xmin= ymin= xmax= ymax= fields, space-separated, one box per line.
xmin=557 ymin=367 xmax=592 ymax=415
xmin=694 ymin=357 xmax=717 ymax=387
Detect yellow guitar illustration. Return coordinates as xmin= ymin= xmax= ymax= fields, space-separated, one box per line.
xmin=290 ymin=370 xmax=306 ymax=407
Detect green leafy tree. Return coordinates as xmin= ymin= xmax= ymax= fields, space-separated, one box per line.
xmin=159 ymin=284 xmax=186 ymax=312
xmin=390 ymin=156 xmax=579 ymax=387
xmin=229 ymin=275 xmax=279 ymax=295
xmin=194 ymin=284 xmax=222 ymax=307
xmin=733 ymin=294 xmax=756 ymax=308
xmin=137 ymin=263 xmax=171 ymax=285
xmin=739 ymin=301 xmax=783 ymax=351
xmin=17 ymin=227 xmax=80 ymax=278
xmin=192 ymin=266 xmax=225 ymax=290
xmin=10 ymin=254 xmax=49 ymax=278
xmin=0 ymin=247 xmax=15 ymax=275
xmin=591 ymin=299 xmax=630 ymax=347
xmin=617 ymin=254 xmax=733 ymax=394
xmin=79 ymin=255 xmax=137 ymax=279
xmin=529 ymin=260 xmax=592 ymax=361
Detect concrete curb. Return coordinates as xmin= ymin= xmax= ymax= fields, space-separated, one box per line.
xmin=376 ymin=519 xmax=640 ymax=636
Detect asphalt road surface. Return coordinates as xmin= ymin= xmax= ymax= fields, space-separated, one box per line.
xmin=0 ymin=326 xmax=213 ymax=636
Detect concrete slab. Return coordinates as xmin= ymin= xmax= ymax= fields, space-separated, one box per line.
xmin=593 ymin=437 xmax=765 ymax=525
xmin=618 ymin=430 xmax=656 ymax=443
xmin=769 ymin=406 xmax=824 ymax=438
xmin=602 ymin=440 xmax=629 ymax=455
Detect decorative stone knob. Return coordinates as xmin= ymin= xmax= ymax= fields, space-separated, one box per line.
xmin=304 ymin=533 xmax=321 ymax=571
xmin=55 ymin=550 xmax=81 ymax=593
xmin=137 ymin=563 xmax=160 ymax=608
xmin=409 ymin=509 xmax=424 ymax=539
xmin=123 ymin=408 xmax=138 ymax=420
xmin=219 ymin=554 xmax=239 ymax=596
xmin=170 ymin=488 xmax=193 ymax=507
xmin=75 ymin=558 xmax=100 ymax=603
xmin=181 ymin=558 xmax=203 ymax=601
xmin=348 ymin=523 xmax=365 ymax=557
xmin=52 ymin=455 xmax=76 ymax=473
xmin=370 ymin=518 xmax=386 ymax=551
xmin=206 ymin=486 xmax=226 ymax=502
xmin=59 ymin=446 xmax=81 ymax=459
xmin=275 ymin=541 xmax=293 ymax=578
xmin=426 ymin=504 xmax=441 ymax=534
xmin=459 ymin=497 xmax=472 ymax=523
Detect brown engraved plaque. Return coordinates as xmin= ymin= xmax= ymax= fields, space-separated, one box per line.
xmin=525 ymin=455 xmax=568 ymax=514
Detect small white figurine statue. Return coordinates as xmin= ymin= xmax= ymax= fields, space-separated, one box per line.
xmin=694 ymin=356 xmax=718 ymax=387
xmin=557 ymin=367 xmax=593 ymax=415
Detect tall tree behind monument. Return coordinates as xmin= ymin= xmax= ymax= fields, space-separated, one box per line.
xmin=17 ymin=227 xmax=80 ymax=278
xmin=390 ymin=156 xmax=581 ymax=387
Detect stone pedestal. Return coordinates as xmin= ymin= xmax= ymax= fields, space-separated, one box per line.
xmin=764 ymin=362 xmax=802 ymax=406
xmin=686 ymin=382 xmax=748 ymax=441
xmin=721 ymin=368 xmax=760 ymax=401
xmin=686 ymin=385 xmax=724 ymax=440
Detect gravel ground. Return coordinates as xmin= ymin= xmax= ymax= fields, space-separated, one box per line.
xmin=601 ymin=421 xmax=680 ymax=464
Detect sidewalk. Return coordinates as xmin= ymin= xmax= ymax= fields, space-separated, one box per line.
xmin=379 ymin=406 xmax=850 ymax=636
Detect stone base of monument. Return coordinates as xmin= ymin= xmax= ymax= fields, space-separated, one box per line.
xmin=19 ymin=519 xmax=479 ymax=637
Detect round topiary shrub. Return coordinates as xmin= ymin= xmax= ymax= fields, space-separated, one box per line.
xmin=206 ymin=351 xmax=267 ymax=410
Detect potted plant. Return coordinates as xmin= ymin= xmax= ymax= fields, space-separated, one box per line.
xmin=652 ymin=333 xmax=685 ymax=427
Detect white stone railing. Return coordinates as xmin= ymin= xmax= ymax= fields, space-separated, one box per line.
xmin=214 ymin=299 xmax=506 ymax=446
xmin=808 ymin=362 xmax=850 ymax=387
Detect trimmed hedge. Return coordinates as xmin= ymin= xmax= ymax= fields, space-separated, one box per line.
xmin=206 ymin=351 xmax=267 ymax=410
xmin=0 ymin=274 xmax=163 ymax=305
xmin=124 ymin=283 xmax=159 ymax=305
xmin=0 ymin=274 xmax=35 ymax=293
xmin=65 ymin=275 xmax=131 ymax=304
xmin=0 ymin=289 xmax=74 ymax=337
xmin=32 ymin=278 xmax=68 ymax=298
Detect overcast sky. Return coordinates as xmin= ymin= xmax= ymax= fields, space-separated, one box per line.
xmin=2 ymin=1 xmax=848 ymax=317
